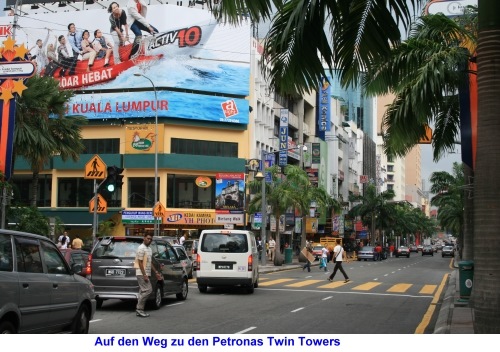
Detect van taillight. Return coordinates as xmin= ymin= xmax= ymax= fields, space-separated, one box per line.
xmin=248 ymin=254 xmax=253 ymax=271
xmin=84 ymin=254 xmax=92 ymax=277
xmin=194 ymin=254 xmax=200 ymax=271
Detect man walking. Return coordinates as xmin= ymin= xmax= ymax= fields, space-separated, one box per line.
xmin=268 ymin=237 xmax=276 ymax=261
xmin=328 ymin=239 xmax=350 ymax=283
xmin=134 ymin=234 xmax=162 ymax=317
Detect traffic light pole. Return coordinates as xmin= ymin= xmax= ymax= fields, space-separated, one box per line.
xmin=92 ymin=178 xmax=107 ymax=246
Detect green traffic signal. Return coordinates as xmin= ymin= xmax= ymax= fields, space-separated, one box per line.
xmin=103 ymin=165 xmax=124 ymax=193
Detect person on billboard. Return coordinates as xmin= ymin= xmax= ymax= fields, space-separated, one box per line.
xmin=92 ymin=29 xmax=114 ymax=67
xmin=108 ymin=1 xmax=130 ymax=64
xmin=29 ymin=28 xmax=50 ymax=74
xmin=81 ymin=30 xmax=97 ymax=72
xmin=45 ymin=36 xmax=61 ymax=77
xmin=57 ymin=35 xmax=77 ymax=77
xmin=67 ymin=23 xmax=84 ymax=59
xmin=127 ymin=0 xmax=159 ymax=59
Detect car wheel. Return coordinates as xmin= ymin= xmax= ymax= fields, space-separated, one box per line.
xmin=407 ymin=255 xmax=410 ymax=258
xmin=176 ymin=280 xmax=188 ymax=300
xmin=0 ymin=320 xmax=17 ymax=334
xmin=198 ymin=284 xmax=207 ymax=293
xmin=254 ymin=276 xmax=259 ymax=288
xmin=96 ymin=298 xmax=103 ymax=309
xmin=188 ymin=269 xmax=193 ymax=279
xmin=71 ymin=305 xmax=90 ymax=334
xmin=246 ymin=283 xmax=255 ymax=294
xmin=357 ymin=258 xmax=361 ymax=261
xmin=152 ymin=284 xmax=163 ymax=309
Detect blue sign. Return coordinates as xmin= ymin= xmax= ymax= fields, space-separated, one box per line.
xmin=279 ymin=109 xmax=289 ymax=167
xmin=318 ymin=77 xmax=331 ymax=131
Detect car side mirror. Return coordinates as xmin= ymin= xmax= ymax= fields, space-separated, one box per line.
xmin=72 ymin=263 xmax=83 ymax=274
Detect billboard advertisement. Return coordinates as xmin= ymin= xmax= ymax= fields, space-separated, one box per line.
xmin=215 ymin=172 xmax=245 ymax=213
xmin=0 ymin=4 xmax=250 ymax=124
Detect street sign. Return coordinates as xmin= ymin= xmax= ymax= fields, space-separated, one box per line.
xmin=85 ymin=154 xmax=106 ymax=179
xmin=425 ymin=0 xmax=477 ymax=16
xmin=418 ymin=125 xmax=433 ymax=144
xmin=89 ymin=194 xmax=107 ymax=214
xmin=153 ymin=201 xmax=166 ymax=218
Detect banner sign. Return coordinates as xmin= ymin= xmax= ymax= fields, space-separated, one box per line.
xmin=122 ymin=210 xmax=155 ymax=224
xmin=0 ymin=5 xmax=250 ymax=125
xmin=279 ymin=109 xmax=289 ymax=166
xmin=215 ymin=173 xmax=245 ymax=213
xmin=125 ymin=124 xmax=164 ymax=154
xmin=311 ymin=143 xmax=321 ymax=164
xmin=317 ymin=77 xmax=331 ymax=132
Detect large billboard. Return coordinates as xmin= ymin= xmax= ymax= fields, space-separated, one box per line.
xmin=0 ymin=4 xmax=250 ymax=124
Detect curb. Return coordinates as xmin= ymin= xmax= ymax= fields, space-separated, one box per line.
xmin=434 ymin=270 xmax=456 ymax=334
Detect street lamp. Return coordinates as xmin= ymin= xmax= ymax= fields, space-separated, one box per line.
xmin=134 ymin=73 xmax=159 ymax=237
xmin=254 ymin=170 xmax=266 ymax=266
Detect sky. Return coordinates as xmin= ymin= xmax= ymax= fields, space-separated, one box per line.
xmin=420 ymin=144 xmax=462 ymax=192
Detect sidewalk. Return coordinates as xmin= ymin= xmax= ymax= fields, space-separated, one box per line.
xmin=258 ymin=253 xmax=475 ymax=333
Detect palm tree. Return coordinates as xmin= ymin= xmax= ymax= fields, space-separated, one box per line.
xmin=248 ymin=164 xmax=338 ymax=265
xmin=429 ymin=162 xmax=465 ymax=253
xmin=14 ymin=75 xmax=86 ymax=207
xmin=348 ymin=183 xmax=396 ymax=246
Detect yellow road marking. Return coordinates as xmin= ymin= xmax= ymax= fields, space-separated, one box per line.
xmin=387 ymin=283 xmax=413 ymax=293
xmin=419 ymin=285 xmax=437 ymax=295
xmin=414 ymin=273 xmax=449 ymax=334
xmin=258 ymin=278 xmax=295 ymax=286
xmin=352 ymin=282 xmax=381 ymax=291
xmin=318 ymin=281 xmax=350 ymax=289
xmin=286 ymin=280 xmax=324 ymax=287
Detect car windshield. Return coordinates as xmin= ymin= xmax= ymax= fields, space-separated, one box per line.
xmin=313 ymin=246 xmax=323 ymax=250
xmin=361 ymin=246 xmax=374 ymax=250
xmin=444 ymin=246 xmax=453 ymax=250
xmin=93 ymin=238 xmax=143 ymax=259
xmin=399 ymin=246 xmax=408 ymax=249
xmin=201 ymin=233 xmax=248 ymax=253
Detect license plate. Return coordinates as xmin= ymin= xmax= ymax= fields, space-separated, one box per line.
xmin=215 ymin=263 xmax=233 ymax=270
xmin=105 ymin=269 xmax=126 ymax=277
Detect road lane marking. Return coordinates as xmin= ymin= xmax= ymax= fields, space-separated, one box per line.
xmin=419 ymin=285 xmax=437 ymax=295
xmin=258 ymin=287 xmax=433 ymax=298
xmin=90 ymin=319 xmax=102 ymax=323
xmin=317 ymin=281 xmax=348 ymax=289
xmin=286 ymin=279 xmax=323 ymax=287
xmin=414 ymin=273 xmax=449 ymax=334
xmin=235 ymin=327 xmax=257 ymax=334
xmin=291 ymin=307 xmax=304 ymax=313
xmin=352 ymin=282 xmax=382 ymax=291
xmin=387 ymin=283 xmax=413 ymax=293
xmin=322 ymin=296 xmax=333 ymax=300
xmin=258 ymin=278 xmax=295 ymax=286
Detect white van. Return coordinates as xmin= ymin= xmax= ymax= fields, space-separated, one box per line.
xmin=194 ymin=230 xmax=259 ymax=293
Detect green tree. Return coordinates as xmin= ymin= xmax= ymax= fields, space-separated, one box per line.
xmin=14 ymin=75 xmax=86 ymax=207
xmin=348 ymin=183 xmax=396 ymax=246
xmin=8 ymin=206 xmax=51 ymax=236
xmin=248 ymin=164 xmax=338 ymax=265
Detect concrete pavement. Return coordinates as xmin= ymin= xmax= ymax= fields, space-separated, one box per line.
xmin=258 ymin=253 xmax=475 ymax=334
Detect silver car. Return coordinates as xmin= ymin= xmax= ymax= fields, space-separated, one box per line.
xmin=357 ymin=246 xmax=377 ymax=261
xmin=0 ymin=229 xmax=96 ymax=333
xmin=173 ymin=244 xmax=193 ymax=279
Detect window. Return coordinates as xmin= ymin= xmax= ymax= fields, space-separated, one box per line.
xmin=15 ymin=238 xmax=43 ymax=273
xmin=387 ymin=184 xmax=394 ymax=191
xmin=167 ymin=174 xmax=214 ymax=208
xmin=10 ymin=175 xmax=52 ymax=207
xmin=57 ymin=177 xmax=94 ymax=207
xmin=82 ymin=138 xmax=120 ymax=154
xmin=0 ymin=234 xmax=13 ymax=272
xmin=41 ymin=241 xmax=69 ymax=275
xmin=171 ymin=138 xmax=238 ymax=157
xmin=201 ymin=233 xmax=248 ymax=253
xmin=387 ymin=175 xmax=394 ymax=182
xmin=387 ymin=165 xmax=394 ymax=172
xmin=128 ymin=177 xmax=156 ymax=208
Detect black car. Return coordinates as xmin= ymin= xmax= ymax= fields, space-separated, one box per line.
xmin=442 ymin=246 xmax=455 ymax=258
xmin=88 ymin=236 xmax=189 ymax=309
xmin=422 ymin=245 xmax=434 ymax=256
xmin=395 ymin=246 xmax=410 ymax=258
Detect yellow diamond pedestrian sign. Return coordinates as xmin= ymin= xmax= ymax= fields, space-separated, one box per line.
xmin=85 ymin=154 xmax=107 ymax=179
xmin=89 ymin=194 xmax=107 ymax=214
xmin=153 ymin=201 xmax=166 ymax=218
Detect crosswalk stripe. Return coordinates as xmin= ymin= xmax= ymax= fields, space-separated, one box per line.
xmin=352 ymin=282 xmax=382 ymax=291
xmin=258 ymin=278 xmax=295 ymax=286
xmin=387 ymin=283 xmax=413 ymax=293
xmin=419 ymin=284 xmax=437 ymax=294
xmin=286 ymin=280 xmax=324 ymax=287
xmin=318 ymin=281 xmax=349 ymax=289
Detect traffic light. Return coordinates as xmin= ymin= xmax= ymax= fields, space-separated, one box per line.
xmin=102 ymin=166 xmax=124 ymax=193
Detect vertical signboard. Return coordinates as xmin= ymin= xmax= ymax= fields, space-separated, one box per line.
xmin=215 ymin=173 xmax=245 ymax=213
xmin=279 ymin=109 xmax=289 ymax=167
xmin=348 ymin=137 xmax=356 ymax=159
xmin=318 ymin=78 xmax=331 ymax=132
xmin=376 ymin=154 xmax=382 ymax=193
xmin=311 ymin=143 xmax=321 ymax=164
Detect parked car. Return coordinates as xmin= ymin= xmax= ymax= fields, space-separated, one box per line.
xmin=442 ymin=246 xmax=455 ymax=258
xmin=357 ymin=246 xmax=377 ymax=261
xmin=59 ymin=248 xmax=90 ymax=277
xmin=422 ymin=245 xmax=434 ymax=256
xmin=182 ymin=239 xmax=199 ymax=261
xmin=409 ymin=245 xmax=418 ymax=253
xmin=0 ymin=229 xmax=96 ymax=333
xmin=173 ymin=244 xmax=193 ymax=279
xmin=417 ymin=245 xmax=424 ymax=252
xmin=395 ymin=246 xmax=410 ymax=258
xmin=311 ymin=244 xmax=324 ymax=260
xmin=88 ymin=236 xmax=189 ymax=309
xmin=436 ymin=244 xmax=443 ymax=251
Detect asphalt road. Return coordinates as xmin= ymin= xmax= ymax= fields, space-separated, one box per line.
xmin=89 ymin=253 xmax=453 ymax=334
